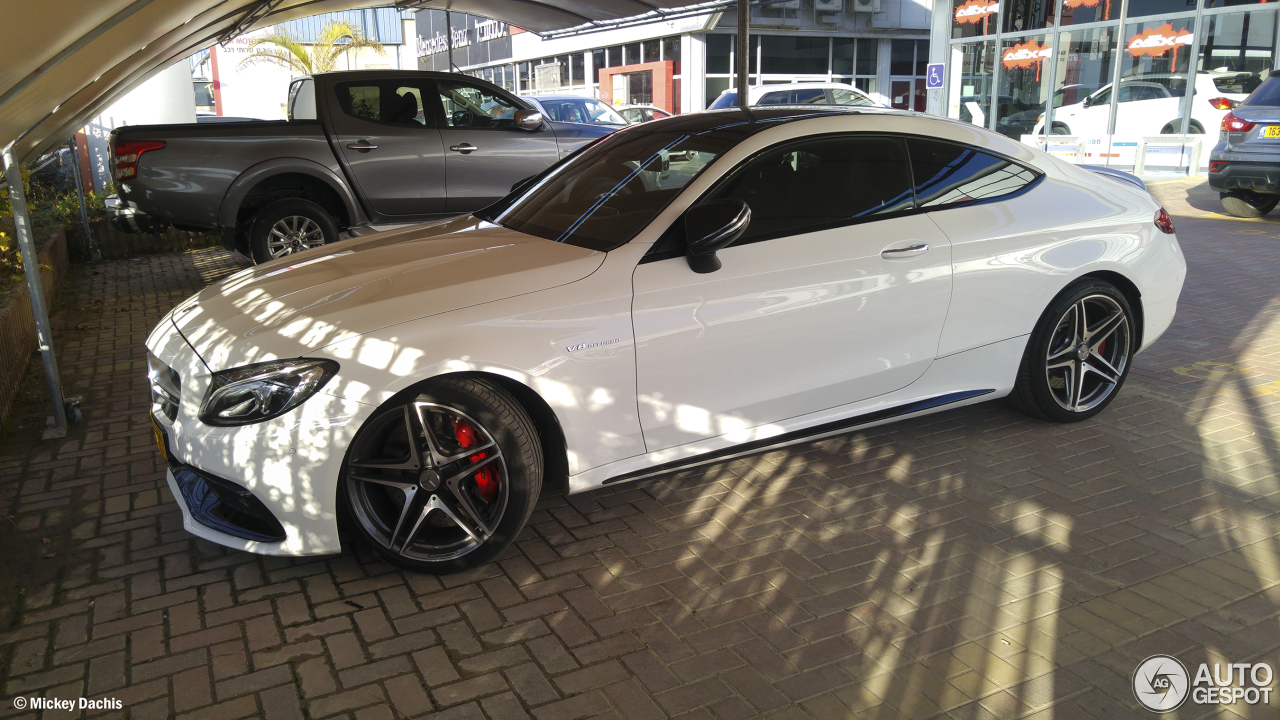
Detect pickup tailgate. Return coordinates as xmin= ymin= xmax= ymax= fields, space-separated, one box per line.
xmin=110 ymin=121 xmax=339 ymax=229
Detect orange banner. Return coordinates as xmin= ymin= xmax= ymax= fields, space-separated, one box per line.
xmin=955 ymin=0 xmax=999 ymax=24
xmin=1127 ymin=24 xmax=1193 ymax=58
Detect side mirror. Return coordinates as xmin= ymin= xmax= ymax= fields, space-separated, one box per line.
xmin=515 ymin=109 xmax=543 ymax=131
xmin=684 ymin=199 xmax=751 ymax=274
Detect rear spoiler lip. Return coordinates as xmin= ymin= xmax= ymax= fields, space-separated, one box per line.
xmin=1079 ymin=164 xmax=1147 ymax=191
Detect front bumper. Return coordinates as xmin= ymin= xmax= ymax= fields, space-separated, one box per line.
xmin=147 ymin=312 xmax=375 ymax=556
xmin=1208 ymin=162 xmax=1280 ymax=194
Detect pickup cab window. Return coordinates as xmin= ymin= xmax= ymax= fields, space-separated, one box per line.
xmin=438 ymin=81 xmax=521 ymax=129
xmin=335 ymin=81 xmax=433 ymax=127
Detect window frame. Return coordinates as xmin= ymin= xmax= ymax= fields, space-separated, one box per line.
xmin=641 ymin=132 xmax=1044 ymax=263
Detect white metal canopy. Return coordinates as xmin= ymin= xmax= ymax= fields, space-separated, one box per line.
xmin=0 ymin=0 xmax=714 ymax=163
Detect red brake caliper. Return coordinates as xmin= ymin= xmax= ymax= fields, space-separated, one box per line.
xmin=453 ymin=418 xmax=498 ymax=503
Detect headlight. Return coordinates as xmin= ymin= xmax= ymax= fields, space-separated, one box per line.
xmin=199 ymin=359 xmax=339 ymax=426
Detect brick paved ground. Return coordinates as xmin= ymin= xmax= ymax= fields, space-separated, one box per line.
xmin=1 ymin=178 xmax=1278 ymax=720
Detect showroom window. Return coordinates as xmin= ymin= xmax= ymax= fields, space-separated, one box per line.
xmin=1118 ymin=17 xmax=1197 ymax=134
xmin=953 ymin=0 xmax=999 ymax=39
xmin=995 ymin=33 xmax=1052 ymax=139
xmin=954 ymin=40 xmax=997 ymax=127
xmin=1059 ymin=0 xmax=1115 ymax=26
xmin=832 ymin=37 xmax=881 ymax=97
xmin=760 ymin=35 xmax=830 ymax=75
xmin=1044 ymin=26 xmax=1117 ymax=135
xmin=1003 ymin=0 xmax=1053 ymax=33
xmin=713 ymin=136 xmax=915 ymax=243
xmin=890 ymin=39 xmax=931 ymax=111
xmin=909 ymin=139 xmax=1040 ymax=207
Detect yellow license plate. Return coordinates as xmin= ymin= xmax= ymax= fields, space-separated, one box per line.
xmin=151 ymin=418 xmax=168 ymax=463
xmin=1263 ymin=126 xmax=1280 ymax=138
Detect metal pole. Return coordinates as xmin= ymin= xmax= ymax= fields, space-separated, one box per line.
xmin=3 ymin=143 xmax=68 ymax=439
xmin=446 ymin=10 xmax=454 ymax=73
xmin=736 ymin=0 xmax=749 ymax=108
xmin=66 ymin=137 xmax=99 ymax=261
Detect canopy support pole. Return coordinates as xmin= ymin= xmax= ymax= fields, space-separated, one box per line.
xmin=736 ymin=1 xmax=749 ymax=109
xmin=3 ymin=143 xmax=69 ymax=439
xmin=67 ymin=136 xmax=99 ymax=261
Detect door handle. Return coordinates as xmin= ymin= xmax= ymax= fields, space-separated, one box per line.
xmin=449 ymin=143 xmax=479 ymax=154
xmin=346 ymin=142 xmax=378 ymax=151
xmin=881 ymin=243 xmax=929 ymax=260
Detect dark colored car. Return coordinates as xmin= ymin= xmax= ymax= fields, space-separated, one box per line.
xmin=1209 ymin=69 xmax=1280 ymax=218
xmin=110 ymin=71 xmax=618 ymax=262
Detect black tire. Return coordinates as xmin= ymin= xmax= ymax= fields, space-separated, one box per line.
xmin=1009 ymin=279 xmax=1136 ymax=423
xmin=342 ymin=376 xmax=543 ymax=574
xmin=1050 ymin=122 xmax=1071 ymax=136
xmin=248 ymin=198 xmax=338 ymax=264
xmin=1220 ymin=191 xmax=1279 ymax=219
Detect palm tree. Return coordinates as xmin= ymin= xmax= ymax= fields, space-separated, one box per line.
xmin=238 ymin=20 xmax=385 ymax=75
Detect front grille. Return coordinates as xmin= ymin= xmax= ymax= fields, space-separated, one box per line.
xmin=147 ymin=351 xmax=181 ymax=421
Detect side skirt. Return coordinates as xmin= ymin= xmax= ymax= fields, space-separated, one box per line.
xmin=601 ymin=389 xmax=993 ymax=486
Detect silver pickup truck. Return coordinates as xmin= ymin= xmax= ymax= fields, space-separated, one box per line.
xmin=110 ymin=70 xmax=617 ymax=262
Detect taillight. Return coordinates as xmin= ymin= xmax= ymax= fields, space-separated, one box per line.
xmin=1210 ymin=161 xmax=1228 ymax=173
xmin=1208 ymin=97 xmax=1237 ymax=110
xmin=1154 ymin=208 xmax=1175 ymax=235
xmin=1221 ymin=112 xmax=1256 ymax=133
xmin=113 ymin=140 xmax=166 ymax=180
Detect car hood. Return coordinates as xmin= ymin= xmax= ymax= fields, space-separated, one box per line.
xmin=171 ymin=215 xmax=605 ymax=371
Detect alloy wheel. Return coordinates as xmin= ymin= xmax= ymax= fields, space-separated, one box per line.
xmin=1044 ymin=293 xmax=1130 ymax=413
xmin=266 ymin=215 xmax=326 ymax=259
xmin=345 ymin=402 xmax=509 ymax=562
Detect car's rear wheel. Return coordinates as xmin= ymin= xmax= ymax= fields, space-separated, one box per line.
xmin=248 ymin=198 xmax=338 ymax=264
xmin=1220 ymin=191 xmax=1279 ymax=219
xmin=1010 ymin=280 xmax=1135 ymax=423
xmin=342 ymin=376 xmax=542 ymax=574
xmin=1050 ymin=122 xmax=1071 ymax=135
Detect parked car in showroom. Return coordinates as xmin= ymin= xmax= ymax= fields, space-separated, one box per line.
xmin=708 ymin=82 xmax=880 ymax=109
xmin=109 ymin=71 xmax=618 ymax=263
xmin=1032 ymin=71 xmax=1257 ymax=137
xmin=147 ymin=107 xmax=1185 ymax=573
xmin=520 ymin=95 xmax=630 ymax=127
xmin=1209 ymin=69 xmax=1280 ymax=218
xmin=618 ymin=104 xmax=674 ymax=124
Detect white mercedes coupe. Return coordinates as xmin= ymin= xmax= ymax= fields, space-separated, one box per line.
xmin=146 ymin=107 xmax=1186 ymax=572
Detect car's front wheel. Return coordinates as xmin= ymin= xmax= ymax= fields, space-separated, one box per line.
xmin=342 ymin=376 xmax=543 ymax=573
xmin=1010 ymin=280 xmax=1135 ymax=423
xmin=1220 ymin=191 xmax=1279 ymax=219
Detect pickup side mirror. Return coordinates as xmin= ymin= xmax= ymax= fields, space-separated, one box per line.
xmin=515 ymin=109 xmax=544 ymax=131
xmin=684 ymin=199 xmax=751 ymax=274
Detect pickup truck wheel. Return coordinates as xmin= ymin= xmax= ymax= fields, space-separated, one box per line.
xmin=249 ymin=199 xmax=338 ymax=264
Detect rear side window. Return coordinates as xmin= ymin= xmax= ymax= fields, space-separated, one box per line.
xmin=288 ymin=79 xmax=316 ymax=120
xmin=713 ymin=135 xmax=914 ymax=242
xmin=709 ymin=91 xmax=738 ymax=109
xmin=1243 ymin=75 xmax=1280 ymax=107
xmin=831 ymin=88 xmax=875 ymax=106
xmin=335 ymin=81 xmax=433 ymax=127
xmin=909 ymin=138 xmax=1040 ymax=208
xmin=758 ymin=90 xmax=791 ymax=105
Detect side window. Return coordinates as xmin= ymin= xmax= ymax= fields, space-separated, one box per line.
xmin=758 ymin=90 xmax=791 ymax=105
xmin=289 ymin=79 xmax=316 ymax=120
xmin=830 ymin=88 xmax=875 ymax=106
xmin=334 ymin=82 xmax=430 ymax=127
xmin=438 ymin=81 xmax=519 ymax=129
xmin=908 ymin=139 xmax=1040 ymax=208
xmin=713 ymin=135 xmax=914 ymax=243
xmin=792 ymin=88 xmax=826 ymax=104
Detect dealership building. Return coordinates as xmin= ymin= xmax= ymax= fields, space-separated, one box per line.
xmin=415 ymin=3 xmax=934 ymax=112
xmin=924 ymin=0 xmax=1279 ymax=171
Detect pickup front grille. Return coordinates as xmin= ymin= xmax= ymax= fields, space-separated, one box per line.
xmin=147 ymin=351 xmax=181 ymax=422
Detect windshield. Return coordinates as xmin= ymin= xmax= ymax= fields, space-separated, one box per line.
xmin=476 ymin=128 xmax=736 ymax=252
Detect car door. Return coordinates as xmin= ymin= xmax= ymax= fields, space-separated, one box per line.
xmin=631 ymin=135 xmax=953 ymax=451
xmin=435 ymin=79 xmax=560 ymax=213
xmin=327 ymin=78 xmax=447 ymax=216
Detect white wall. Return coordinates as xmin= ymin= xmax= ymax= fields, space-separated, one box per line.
xmin=82 ymin=62 xmax=197 ymax=191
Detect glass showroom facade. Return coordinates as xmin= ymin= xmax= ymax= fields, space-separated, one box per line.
xmin=931 ymin=0 xmax=1280 ymax=168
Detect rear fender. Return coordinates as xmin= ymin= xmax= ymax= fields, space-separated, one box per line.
xmin=219 ymin=159 xmax=366 ymax=232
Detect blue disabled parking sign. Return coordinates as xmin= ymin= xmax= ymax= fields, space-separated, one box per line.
xmin=926 ymin=63 xmax=944 ymax=89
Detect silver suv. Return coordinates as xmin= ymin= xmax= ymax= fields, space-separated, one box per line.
xmin=1209 ymin=70 xmax=1280 ymax=218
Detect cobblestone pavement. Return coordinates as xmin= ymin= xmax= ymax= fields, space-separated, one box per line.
xmin=1 ymin=178 xmax=1279 ymax=720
